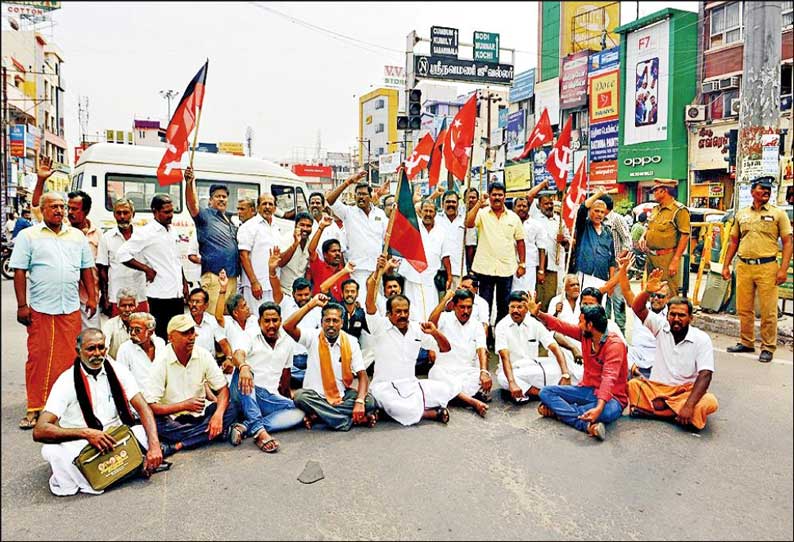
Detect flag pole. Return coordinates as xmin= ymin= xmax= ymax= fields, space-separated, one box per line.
xmin=377 ymin=163 xmax=403 ymax=289
xmin=189 ymin=105 xmax=203 ymax=169
xmin=459 ymin=158 xmax=473 ymax=282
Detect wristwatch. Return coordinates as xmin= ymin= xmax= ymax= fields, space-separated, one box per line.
xmin=561 ymin=373 xmax=571 ymax=379
xmin=517 ymin=262 xmax=526 ymax=268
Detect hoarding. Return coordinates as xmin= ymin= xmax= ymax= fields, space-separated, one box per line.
xmin=505 ymin=110 xmax=526 ymax=160
xmin=10 ymin=125 xmax=25 ymax=157
xmin=561 ymin=1 xmax=620 ymax=56
xmin=588 ymin=68 xmax=619 ymax=123
xmin=378 ymin=152 xmax=402 ymax=175
xmin=414 ymin=55 xmax=514 ymax=86
xmin=624 ymin=18 xmax=670 ymax=145
xmin=689 ymin=123 xmax=734 ymax=170
xmin=384 ymin=65 xmax=406 ymax=89
xmin=589 ymin=120 xmax=619 ymax=162
xmin=559 ymin=51 xmax=589 ymax=109
xmin=508 ymin=69 xmax=535 ymax=104
xmin=588 ymin=46 xmax=620 ymax=72
xmin=534 ymin=78 xmax=560 ymax=125
xmin=505 ymin=162 xmax=532 ymax=191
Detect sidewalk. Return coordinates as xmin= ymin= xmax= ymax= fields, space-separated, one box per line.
xmin=694 ymin=309 xmax=794 ymax=346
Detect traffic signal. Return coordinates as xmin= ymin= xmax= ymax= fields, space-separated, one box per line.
xmin=398 ymin=89 xmax=422 ymax=131
xmin=726 ymin=129 xmax=738 ymax=166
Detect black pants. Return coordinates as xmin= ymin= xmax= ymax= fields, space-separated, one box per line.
xmin=476 ymin=274 xmax=513 ymax=327
xmin=148 ymin=297 xmax=185 ymax=340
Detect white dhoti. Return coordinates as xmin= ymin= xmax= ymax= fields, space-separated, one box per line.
xmin=428 ymin=363 xmax=481 ymax=397
xmin=496 ymin=358 xmax=583 ymax=393
xmin=512 ymin=268 xmax=537 ymax=296
xmin=80 ymin=302 xmax=101 ymax=330
xmin=371 ymin=378 xmax=455 ymax=426
xmin=403 ymin=280 xmax=439 ymax=322
xmin=41 ymin=424 xmax=149 ymax=496
xmin=241 ymin=286 xmax=274 ymax=315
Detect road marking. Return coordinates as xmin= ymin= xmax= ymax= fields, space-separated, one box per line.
xmin=722 ymin=350 xmax=793 ymax=366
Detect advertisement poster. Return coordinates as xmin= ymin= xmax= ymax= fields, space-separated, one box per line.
xmin=560 ymin=1 xmax=620 ymax=56
xmin=533 ymin=147 xmax=553 ymax=187
xmin=624 ymin=19 xmax=670 ymax=145
xmin=589 ymin=120 xmax=619 ymax=162
xmin=534 ymin=78 xmax=560 ymax=126
xmin=505 ymin=162 xmax=532 ymax=191
xmin=10 ymin=125 xmax=25 ymax=157
xmin=505 ymin=110 xmax=526 ymax=160
xmin=589 ymin=68 xmax=619 ymax=124
xmin=560 ymin=51 xmax=590 ymax=109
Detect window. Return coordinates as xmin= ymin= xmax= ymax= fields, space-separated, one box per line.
xmin=270 ymin=184 xmax=305 ymax=220
xmin=375 ymin=123 xmax=385 ymax=134
xmin=784 ymin=2 xmax=793 ymax=28
xmin=374 ymin=99 xmax=385 ymax=110
xmin=710 ymin=2 xmax=742 ymax=48
xmin=196 ymin=180 xmax=259 ymax=216
xmin=295 ymin=187 xmax=308 ymax=215
xmin=71 ymin=172 xmax=83 ymax=192
xmin=106 ymin=173 xmax=182 ymax=213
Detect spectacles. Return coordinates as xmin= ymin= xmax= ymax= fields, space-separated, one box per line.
xmin=649 ymin=293 xmax=666 ymax=299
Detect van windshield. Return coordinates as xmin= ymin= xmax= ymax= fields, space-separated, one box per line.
xmin=106 ymin=173 xmax=182 ymax=213
xmin=196 ymin=180 xmax=259 ymax=216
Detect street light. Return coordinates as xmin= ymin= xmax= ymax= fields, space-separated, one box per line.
xmin=159 ymin=89 xmax=179 ymax=122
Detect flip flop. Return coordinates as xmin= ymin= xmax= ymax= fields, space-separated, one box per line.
xmin=18 ymin=413 xmax=37 ymax=430
xmin=366 ymin=411 xmax=378 ymax=428
xmin=435 ymin=407 xmax=450 ymax=424
xmin=255 ymin=434 xmax=280 ymax=454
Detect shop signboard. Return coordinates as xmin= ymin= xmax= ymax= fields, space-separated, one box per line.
xmin=589 ymin=68 xmax=619 ymax=124
xmin=505 ymin=110 xmax=526 ymax=160
xmin=505 ymin=161 xmax=532 ymax=191
xmin=624 ymin=18 xmax=670 ymax=145
xmin=509 ymin=69 xmax=535 ymax=104
xmin=293 ymin=164 xmax=333 ymax=177
xmin=589 ymin=120 xmax=619 ymax=162
xmin=218 ymin=142 xmax=244 ymax=156
xmin=589 ymin=160 xmax=618 ymax=184
xmin=534 ymin=78 xmax=560 ymax=125
xmin=414 ymin=55 xmax=514 ymax=86
xmin=378 ymin=152 xmax=402 ymax=175
xmin=689 ymin=124 xmax=734 ymax=170
xmin=588 ymin=46 xmax=620 ymax=72
xmin=10 ymin=125 xmax=25 ymax=157
xmin=498 ymin=108 xmax=508 ymax=128
xmin=560 ymin=51 xmax=590 ymax=109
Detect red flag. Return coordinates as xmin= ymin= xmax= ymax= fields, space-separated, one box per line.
xmin=405 ymin=133 xmax=434 ymax=180
xmin=443 ymin=94 xmax=477 ymax=181
xmin=157 ymin=60 xmax=208 ymax=186
xmin=388 ymin=168 xmax=427 ymax=272
xmin=519 ymin=108 xmax=553 ymax=159
xmin=428 ymin=123 xmax=447 ymax=188
xmin=562 ymin=160 xmax=588 ymax=231
xmin=545 ymin=115 xmax=573 ymax=191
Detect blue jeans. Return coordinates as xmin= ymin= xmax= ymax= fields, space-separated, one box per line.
xmin=539 ymin=385 xmax=624 ymax=433
xmin=606 ymin=284 xmax=626 ymax=334
xmin=155 ymin=401 xmax=240 ymax=450
xmin=291 ymin=354 xmax=308 ymax=382
xmin=230 ymin=371 xmax=304 ymax=436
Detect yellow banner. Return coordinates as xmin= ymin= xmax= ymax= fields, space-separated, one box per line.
xmin=218 ymin=142 xmax=245 ymax=156
xmin=505 ymin=162 xmax=532 ymax=191
xmin=561 ymin=1 xmax=620 ymax=56
xmin=589 ymin=69 xmax=619 ymax=123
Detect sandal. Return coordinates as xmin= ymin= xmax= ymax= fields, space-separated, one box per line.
xmin=227 ymin=423 xmax=246 ymax=446
xmin=255 ymin=432 xmax=280 ymax=454
xmin=18 ymin=412 xmax=38 ymax=430
xmin=435 ymin=407 xmax=450 ymax=424
xmin=303 ymin=413 xmax=319 ymax=430
xmin=366 ymin=411 xmax=378 ymax=428
xmin=537 ymin=403 xmax=556 ymax=419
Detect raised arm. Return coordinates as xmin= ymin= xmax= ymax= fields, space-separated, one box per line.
xmin=184 ymin=166 xmax=200 ymax=218
xmin=465 ymin=193 xmax=488 ymax=228
xmin=526 ymin=179 xmax=549 ymax=206
xmin=326 ymin=171 xmax=367 ymax=207
xmin=308 ymin=214 xmax=333 ymax=262
xmin=429 ymin=289 xmax=455 ymax=327
xmin=283 ymin=293 xmax=328 ymax=342
xmin=214 ymin=269 xmax=230 ymax=328
xmin=631 ymin=268 xmax=666 ymax=323
xmin=268 ymin=247 xmax=284 ymax=304
xmin=584 ymin=187 xmax=607 ymax=209
xmin=320 ymin=261 xmax=354 ymax=294
xmin=32 ymin=155 xmax=54 ymax=209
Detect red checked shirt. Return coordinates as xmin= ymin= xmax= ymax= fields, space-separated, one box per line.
xmin=538 ymin=313 xmax=628 ymax=407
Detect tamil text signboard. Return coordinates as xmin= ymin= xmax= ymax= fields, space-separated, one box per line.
xmin=414 ymin=55 xmax=514 ymax=86
xmin=559 ymin=51 xmax=589 ymax=109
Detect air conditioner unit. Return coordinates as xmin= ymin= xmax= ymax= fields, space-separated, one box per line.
xmin=719 ymin=76 xmax=740 ymax=90
xmin=701 ymin=80 xmax=719 ymax=94
xmin=685 ymin=105 xmax=706 ymax=122
xmin=728 ymin=98 xmax=741 ymax=116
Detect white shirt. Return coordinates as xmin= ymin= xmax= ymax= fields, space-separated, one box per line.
xmin=520 ymin=217 xmax=543 ymax=268
xmin=439 ymin=214 xmax=466 ymax=276
xmin=44 ymin=360 xmax=140 ymax=430
xmin=549 ymin=294 xmax=626 ymax=343
xmin=436 ymin=311 xmax=486 ymax=368
xmin=279 ymin=240 xmax=310 ymax=296
xmin=366 ymin=312 xmax=439 ymax=385
xmin=236 ymin=214 xmax=282 ymax=290
xmin=299 ymin=330 xmax=365 ymax=399
xmin=631 ymin=306 xmax=667 ymax=354
xmin=192 ymin=312 xmax=227 ymax=355
xmin=472 ymin=294 xmax=490 ymax=327
xmin=96 ymin=228 xmax=147 ymax=303
xmin=645 ymin=310 xmax=715 ymax=386
xmin=115 ymin=336 xmax=166 ymax=390
xmin=311 ymin=219 xmax=347 ymax=262
xmin=281 ymin=297 xmax=321 ymax=357
xmin=117 ymin=220 xmax=183 ymax=299
xmin=102 ymin=316 xmax=131 ymax=360
xmin=242 ymin=330 xmax=295 ymax=393
xmin=533 ymin=204 xmax=568 ymax=273
xmin=223 ymin=315 xmax=259 ymax=353
xmin=494 ymin=315 xmax=555 ymax=366
xmin=399 ymin=222 xmax=450 ymax=286
xmin=330 ymin=201 xmax=387 ymax=272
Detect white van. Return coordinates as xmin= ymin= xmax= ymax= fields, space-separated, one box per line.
xmin=72 ymin=143 xmax=311 ymax=283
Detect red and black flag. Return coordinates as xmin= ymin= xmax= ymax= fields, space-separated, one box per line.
xmin=157 ymin=60 xmax=208 ymax=186
xmin=427 ymin=119 xmax=447 ymax=189
xmin=387 ymin=167 xmax=427 ymax=273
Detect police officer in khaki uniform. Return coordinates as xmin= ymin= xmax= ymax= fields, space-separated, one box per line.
xmin=638 ymin=179 xmax=690 ymax=295
xmin=723 ymin=176 xmax=793 ymax=363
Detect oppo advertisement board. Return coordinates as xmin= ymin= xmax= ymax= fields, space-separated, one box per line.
xmin=624 ymin=18 xmax=670 ymax=145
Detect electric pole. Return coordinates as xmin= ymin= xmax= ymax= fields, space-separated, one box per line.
xmin=159 ymin=89 xmax=178 ymax=123
xmin=245 ymin=126 xmax=254 ymax=157
xmin=735 ymin=1 xmax=783 ymax=210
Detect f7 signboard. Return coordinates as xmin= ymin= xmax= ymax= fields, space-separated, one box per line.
xmin=473 ymin=31 xmax=499 ymax=63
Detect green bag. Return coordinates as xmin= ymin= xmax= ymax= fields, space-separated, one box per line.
xmin=72 ymin=425 xmax=144 ymax=491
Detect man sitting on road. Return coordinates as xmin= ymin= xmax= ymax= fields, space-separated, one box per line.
xmin=276 ymin=273 xmax=321 ymax=387
xmin=144 ymin=315 xmax=239 ymax=456
xmin=364 ymin=274 xmax=454 ymax=426
xmin=228 ymin=301 xmax=305 ymax=454
xmin=283 ymin=294 xmax=378 ymax=431
xmin=495 ymin=291 xmax=571 ymax=403
xmin=428 ymin=289 xmax=491 ymax=418
xmin=101 ymin=288 xmax=137 ymax=360
xmin=626 ymin=270 xmax=719 ymax=430
xmin=528 ymin=297 xmax=628 ymax=441
xmin=33 ymin=328 xmax=163 ymax=496
xmin=339 ymin=279 xmax=369 ymax=341
xmin=187 ymin=287 xmax=233 ymax=373
xmin=115 ymin=312 xmax=166 ymax=389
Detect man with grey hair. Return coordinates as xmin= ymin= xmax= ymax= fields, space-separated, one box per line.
xmin=238 ymin=193 xmax=283 ymax=312
xmin=116 ymin=312 xmax=165 ymax=389
xmin=572 ymin=193 xmax=616 ymax=297
xmin=101 ymin=288 xmax=137 ymax=359
xmin=10 ymin=190 xmax=96 ymax=430
xmin=236 ymin=197 xmax=257 ymax=224
xmin=97 ymin=198 xmax=148 ymax=317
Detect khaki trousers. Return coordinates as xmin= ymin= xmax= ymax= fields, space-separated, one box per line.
xmin=646 ymin=252 xmax=681 ymax=295
xmin=736 ymin=260 xmax=778 ymax=353
xmin=536 ymin=271 xmax=558 ymax=313
xmin=201 ymin=272 xmax=237 ymax=315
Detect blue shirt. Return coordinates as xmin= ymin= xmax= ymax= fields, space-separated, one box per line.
xmin=9 ymin=223 xmax=94 ymax=314
xmin=11 ymin=217 xmax=32 ymax=238
xmin=574 ymin=204 xmax=616 ymax=281
xmin=193 ymin=207 xmax=239 ymax=276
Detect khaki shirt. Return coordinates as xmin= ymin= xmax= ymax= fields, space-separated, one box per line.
xmin=646 ymin=200 xmax=690 ymax=250
xmin=471 ymin=208 xmax=525 ymax=277
xmin=731 ymin=204 xmax=793 ymax=259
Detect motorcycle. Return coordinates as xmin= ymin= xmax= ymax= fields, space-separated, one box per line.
xmin=1 ymin=237 xmax=14 ymax=280
xmin=628 ymin=248 xmax=646 ymax=281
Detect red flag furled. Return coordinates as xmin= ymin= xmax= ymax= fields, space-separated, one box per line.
xmin=405 ymin=133 xmax=435 ymax=180
xmin=443 ymin=93 xmax=477 ymax=181
xmin=562 ymin=160 xmax=588 ymax=231
xmin=545 ymin=115 xmax=573 ymax=191
xmin=388 ymin=168 xmax=427 ymax=272
xmin=157 ymin=60 xmax=208 ymax=186
xmin=428 ymin=121 xmax=447 ymax=188
xmin=519 ymin=108 xmax=553 ymax=159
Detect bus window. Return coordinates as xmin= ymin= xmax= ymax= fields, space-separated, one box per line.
xmin=295 ymin=187 xmax=308 ymax=215
xmin=271 ymin=184 xmax=299 ymax=220
xmin=196 ymin=180 xmax=259 ymax=217
xmin=106 ymin=173 xmax=182 ymax=213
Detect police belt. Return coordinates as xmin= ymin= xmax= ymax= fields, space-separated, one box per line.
xmin=738 ymin=256 xmax=777 ymax=265
xmin=647 ymin=247 xmax=675 ymax=256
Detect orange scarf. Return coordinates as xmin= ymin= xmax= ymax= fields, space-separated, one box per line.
xmin=318 ymin=330 xmax=353 ymax=405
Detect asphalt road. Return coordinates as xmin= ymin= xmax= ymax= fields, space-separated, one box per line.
xmin=1 ymin=280 xmax=792 ymax=541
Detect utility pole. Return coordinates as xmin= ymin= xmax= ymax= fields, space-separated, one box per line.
xmin=245 ymin=126 xmax=254 ymax=157
xmin=2 ymin=66 xmax=9 ymax=221
xmin=159 ymin=89 xmax=178 ymax=123
xmin=735 ymin=1 xmax=783 ymax=210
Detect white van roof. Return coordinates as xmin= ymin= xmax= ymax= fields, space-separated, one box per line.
xmin=76 ymin=143 xmax=302 ymax=181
